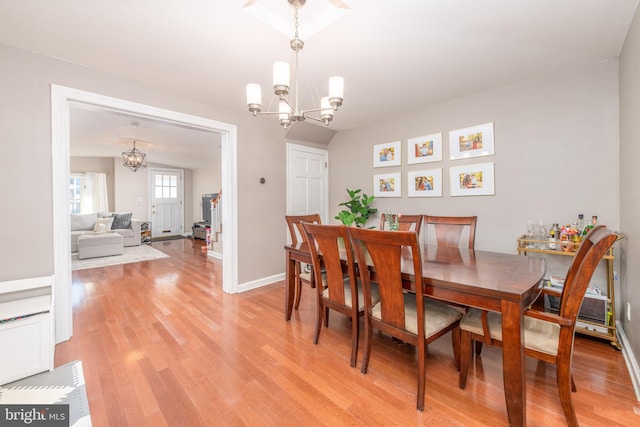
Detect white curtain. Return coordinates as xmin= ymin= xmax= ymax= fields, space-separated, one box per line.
xmin=80 ymin=172 xmax=109 ymax=213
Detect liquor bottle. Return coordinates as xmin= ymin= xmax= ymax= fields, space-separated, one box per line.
xmin=549 ymin=223 xmax=559 ymax=250
xmin=577 ymin=214 xmax=585 ymax=234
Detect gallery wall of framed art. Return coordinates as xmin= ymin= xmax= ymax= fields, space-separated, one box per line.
xmin=370 ymin=122 xmax=495 ymax=198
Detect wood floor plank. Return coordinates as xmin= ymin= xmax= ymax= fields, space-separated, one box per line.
xmin=55 ymin=238 xmax=640 ymax=426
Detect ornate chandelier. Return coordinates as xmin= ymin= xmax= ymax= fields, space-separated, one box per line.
xmin=122 ymin=140 xmax=147 ymax=172
xmin=245 ymin=0 xmax=344 ymax=128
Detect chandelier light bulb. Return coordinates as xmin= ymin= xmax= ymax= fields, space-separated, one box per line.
xmin=246 ymin=83 xmax=262 ymax=114
xmin=279 ymin=101 xmax=292 ymax=127
xmin=321 ymin=96 xmax=334 ymax=122
xmin=273 ymin=61 xmax=290 ymax=95
xmin=329 ymin=76 xmax=344 ymax=108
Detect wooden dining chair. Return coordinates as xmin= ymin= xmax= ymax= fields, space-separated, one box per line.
xmin=379 ymin=213 xmax=423 ymax=235
xmin=347 ymin=227 xmax=463 ymax=411
xmin=302 ymin=223 xmax=378 ymax=367
xmin=458 ymin=226 xmax=620 ymax=427
xmin=285 ymin=214 xmax=321 ymax=310
xmin=423 ymin=215 xmax=477 ymax=249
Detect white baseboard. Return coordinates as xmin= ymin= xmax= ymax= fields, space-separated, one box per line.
xmin=237 ymin=273 xmax=284 ymax=293
xmin=207 ymin=250 xmax=222 ymax=260
xmin=617 ymin=322 xmax=640 ymax=401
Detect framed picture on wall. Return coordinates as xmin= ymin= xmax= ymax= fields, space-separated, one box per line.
xmin=449 ymin=122 xmax=494 ymax=160
xmin=407 ymin=168 xmax=442 ymax=197
xmin=373 ymin=172 xmax=402 ymax=197
xmin=449 ymin=162 xmax=495 ymax=196
xmin=407 ymin=133 xmax=442 ymax=164
xmin=373 ymin=141 xmax=401 ymax=167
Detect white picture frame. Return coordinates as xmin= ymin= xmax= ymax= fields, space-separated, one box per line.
xmin=449 ymin=162 xmax=495 ymax=197
xmin=373 ymin=172 xmax=402 ymax=197
xmin=407 ymin=133 xmax=442 ymax=164
xmin=449 ymin=122 xmax=494 ymax=160
xmin=373 ymin=141 xmax=401 ymax=168
xmin=407 ymin=168 xmax=442 ymax=197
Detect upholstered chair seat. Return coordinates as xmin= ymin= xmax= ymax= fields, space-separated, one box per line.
xmin=372 ymin=296 xmax=463 ymax=337
xmin=460 ymin=309 xmax=560 ymax=356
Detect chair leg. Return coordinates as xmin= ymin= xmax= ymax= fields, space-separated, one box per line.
xmin=459 ymin=330 xmax=472 ymax=389
xmin=361 ymin=316 xmax=373 ymax=374
xmin=324 ymin=307 xmax=329 ymax=327
xmin=451 ymin=326 xmax=461 ymax=370
xmin=313 ymin=302 xmax=324 ymax=345
xmin=557 ymin=358 xmax=579 ymax=427
xmin=474 ymin=341 xmax=483 ymax=355
xmin=417 ymin=342 xmax=426 ymax=411
xmin=293 ymin=264 xmax=302 ymax=310
xmin=350 ymin=313 xmax=359 ymax=368
xmin=309 ymin=267 xmax=315 ymax=288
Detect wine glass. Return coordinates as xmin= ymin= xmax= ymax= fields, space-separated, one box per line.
xmin=526 ymin=220 xmax=535 ymax=248
xmin=536 ymin=220 xmax=548 ymax=249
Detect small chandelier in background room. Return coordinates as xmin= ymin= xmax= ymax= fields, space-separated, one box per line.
xmin=122 ymin=140 xmax=147 ymax=172
xmin=246 ymin=0 xmax=344 ymax=128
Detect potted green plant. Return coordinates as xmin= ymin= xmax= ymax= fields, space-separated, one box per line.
xmin=335 ymin=188 xmax=377 ymax=228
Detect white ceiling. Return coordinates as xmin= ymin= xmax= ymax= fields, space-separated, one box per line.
xmin=1 ymin=0 xmax=638 ymax=168
xmin=69 ymin=104 xmax=222 ymax=170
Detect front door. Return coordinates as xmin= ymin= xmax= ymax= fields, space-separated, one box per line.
xmin=149 ymin=168 xmax=184 ymax=238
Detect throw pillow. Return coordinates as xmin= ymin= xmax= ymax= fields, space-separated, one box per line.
xmin=71 ymin=213 xmax=97 ymax=231
xmin=111 ymin=212 xmax=133 ymax=230
xmin=93 ymin=217 xmax=114 ymax=233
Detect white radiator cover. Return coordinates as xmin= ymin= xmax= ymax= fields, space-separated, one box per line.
xmin=0 ymin=276 xmax=55 ymax=385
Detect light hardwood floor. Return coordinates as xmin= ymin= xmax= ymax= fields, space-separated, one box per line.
xmin=55 ymin=238 xmax=639 ymax=426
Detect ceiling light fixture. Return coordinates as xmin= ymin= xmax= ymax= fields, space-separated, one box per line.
xmin=122 ymin=140 xmax=147 ymax=172
xmin=246 ymin=0 xmax=344 ymax=128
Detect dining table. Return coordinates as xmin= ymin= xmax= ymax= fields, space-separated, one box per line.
xmin=284 ymin=241 xmax=547 ymax=427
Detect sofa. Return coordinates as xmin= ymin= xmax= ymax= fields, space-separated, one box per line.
xmin=70 ymin=212 xmax=141 ymax=253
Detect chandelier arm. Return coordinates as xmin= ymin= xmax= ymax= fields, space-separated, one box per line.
xmin=302 ymin=107 xmax=327 ymax=114
xmin=303 ymin=114 xmax=331 ymax=125
xmin=252 ymin=110 xmax=287 ymax=116
xmin=279 ymin=97 xmax=295 ymax=111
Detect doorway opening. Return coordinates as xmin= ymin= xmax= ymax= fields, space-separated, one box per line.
xmin=52 ymin=85 xmax=238 ymax=343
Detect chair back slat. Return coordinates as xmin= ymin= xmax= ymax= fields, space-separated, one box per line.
xmin=286 ymin=214 xmax=321 ymax=245
xmin=424 ymin=215 xmax=477 ymax=249
xmin=302 ymin=223 xmax=355 ymax=307
xmin=348 ymin=228 xmax=424 ymax=335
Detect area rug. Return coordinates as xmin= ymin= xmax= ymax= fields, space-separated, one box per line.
xmin=0 ymin=360 xmax=91 ymax=426
xmin=72 ymin=244 xmax=169 ymax=270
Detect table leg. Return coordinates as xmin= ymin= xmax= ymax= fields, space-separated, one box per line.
xmin=501 ymin=300 xmax=526 ymax=427
xmin=285 ymin=252 xmax=295 ymax=321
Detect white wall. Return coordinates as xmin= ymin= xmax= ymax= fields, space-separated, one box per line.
xmin=619 ymin=3 xmax=640 ymax=368
xmin=114 ymin=160 xmax=149 ymax=221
